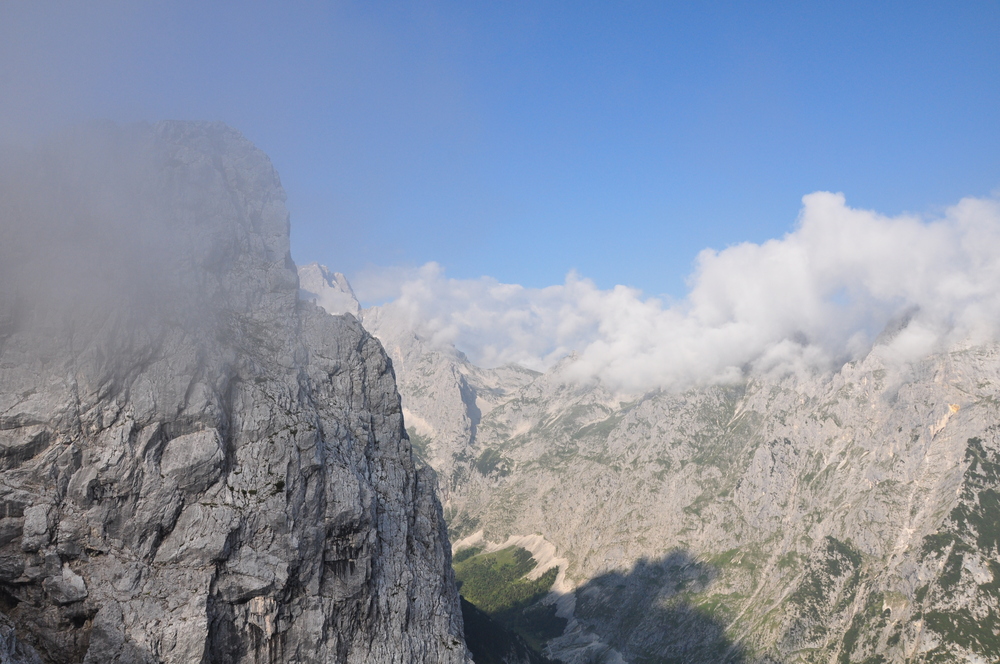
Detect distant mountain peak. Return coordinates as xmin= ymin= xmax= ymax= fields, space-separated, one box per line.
xmin=298 ymin=262 xmax=361 ymax=317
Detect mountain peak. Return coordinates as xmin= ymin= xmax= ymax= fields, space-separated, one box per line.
xmin=298 ymin=262 xmax=361 ymax=317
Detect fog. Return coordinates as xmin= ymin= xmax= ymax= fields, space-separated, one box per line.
xmin=0 ymin=121 xmax=291 ymax=353
xmin=358 ymin=192 xmax=1000 ymax=392
xmin=0 ymin=125 xmax=176 ymax=327
xmin=6 ymin=124 xmax=1000 ymax=395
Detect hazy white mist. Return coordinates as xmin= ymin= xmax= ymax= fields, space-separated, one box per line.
xmin=355 ymin=192 xmax=1000 ymax=392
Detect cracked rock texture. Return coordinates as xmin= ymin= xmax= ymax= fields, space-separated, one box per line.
xmin=0 ymin=122 xmax=468 ymax=663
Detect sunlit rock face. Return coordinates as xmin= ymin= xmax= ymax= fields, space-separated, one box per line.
xmin=298 ymin=263 xmax=361 ymax=319
xmin=0 ymin=122 xmax=468 ymax=664
xmin=316 ymin=274 xmax=1000 ymax=663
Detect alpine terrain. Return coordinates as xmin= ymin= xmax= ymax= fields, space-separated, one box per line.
xmin=304 ymin=263 xmax=1000 ymax=664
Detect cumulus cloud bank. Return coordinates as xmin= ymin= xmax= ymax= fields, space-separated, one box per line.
xmin=359 ymin=193 xmax=1000 ymax=392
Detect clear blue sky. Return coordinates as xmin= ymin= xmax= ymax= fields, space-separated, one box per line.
xmin=3 ymin=1 xmax=999 ymax=298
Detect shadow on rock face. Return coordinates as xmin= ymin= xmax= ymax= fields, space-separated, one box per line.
xmin=567 ymin=550 xmax=768 ymax=664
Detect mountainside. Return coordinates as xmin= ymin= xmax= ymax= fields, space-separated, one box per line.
xmin=0 ymin=123 xmax=469 ymax=664
xmin=441 ymin=347 xmax=1000 ymax=664
xmin=302 ymin=265 xmax=1000 ymax=663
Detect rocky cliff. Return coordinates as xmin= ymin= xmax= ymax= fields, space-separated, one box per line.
xmin=303 ymin=268 xmax=1000 ymax=663
xmin=0 ymin=122 xmax=469 ymax=663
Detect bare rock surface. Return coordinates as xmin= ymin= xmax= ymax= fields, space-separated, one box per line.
xmin=298 ymin=264 xmax=360 ymax=319
xmin=0 ymin=122 xmax=468 ymax=663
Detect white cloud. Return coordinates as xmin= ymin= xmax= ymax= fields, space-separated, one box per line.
xmin=359 ymin=192 xmax=1000 ymax=392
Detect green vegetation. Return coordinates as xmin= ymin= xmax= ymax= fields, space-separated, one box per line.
xmin=776 ymin=551 xmax=801 ymax=570
xmin=920 ymin=531 xmax=955 ymax=556
xmin=938 ymin=548 xmax=964 ymax=591
xmin=948 ymin=438 xmax=1000 ymax=553
xmin=924 ymin=608 xmax=1000 ymax=660
xmin=533 ymin=442 xmax=580 ymax=471
xmin=454 ymin=546 xmax=555 ymax=613
xmin=453 ymin=546 xmax=566 ymax=655
xmin=475 ymin=448 xmax=513 ymax=477
xmin=914 ymin=436 xmax=1000 ymax=660
xmin=571 ymin=412 xmax=625 ymax=442
xmin=824 ymin=536 xmax=863 ymax=577
xmin=694 ymin=593 xmax=741 ymax=622
xmin=453 ymin=546 xmax=483 ymax=563
xmin=785 ymin=536 xmax=863 ymax=645
xmin=512 ymin=601 xmax=567 ymax=654
xmin=838 ymin=592 xmax=886 ymax=664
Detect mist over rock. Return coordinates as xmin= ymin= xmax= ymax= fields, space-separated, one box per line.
xmin=0 ymin=122 xmax=469 ymax=663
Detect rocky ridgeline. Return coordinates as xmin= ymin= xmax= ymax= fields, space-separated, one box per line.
xmin=303 ymin=265 xmax=1000 ymax=663
xmin=0 ymin=123 xmax=469 ymax=663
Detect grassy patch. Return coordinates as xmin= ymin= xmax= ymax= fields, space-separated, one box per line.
xmin=454 ymin=546 xmax=566 ymax=655
xmin=454 ymin=546 xmax=483 ymax=564
xmin=455 ymin=546 xmax=555 ymax=613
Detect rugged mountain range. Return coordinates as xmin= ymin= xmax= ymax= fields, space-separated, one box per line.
xmin=0 ymin=124 xmax=468 ymax=663
xmin=304 ymin=263 xmax=1000 ymax=664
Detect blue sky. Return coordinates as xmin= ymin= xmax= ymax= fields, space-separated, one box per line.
xmin=3 ymin=1 xmax=999 ymax=299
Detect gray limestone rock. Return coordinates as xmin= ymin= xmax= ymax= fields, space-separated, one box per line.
xmin=158 ymin=429 xmax=224 ymax=494
xmin=298 ymin=263 xmax=361 ymax=318
xmin=0 ymin=122 xmax=469 ymax=663
xmin=42 ymin=566 xmax=87 ymax=606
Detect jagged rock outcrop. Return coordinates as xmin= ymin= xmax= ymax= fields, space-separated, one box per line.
xmin=304 ymin=269 xmax=1000 ymax=663
xmin=298 ymin=264 xmax=361 ymax=319
xmin=0 ymin=122 xmax=469 ymax=663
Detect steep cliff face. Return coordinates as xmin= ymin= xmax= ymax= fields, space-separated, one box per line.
xmin=0 ymin=122 xmax=468 ymax=663
xmin=304 ymin=267 xmax=1000 ymax=663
